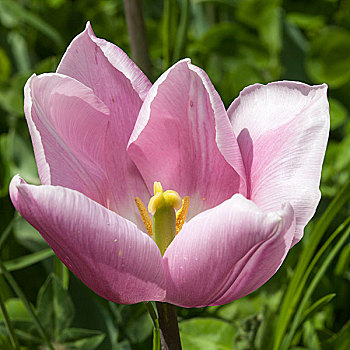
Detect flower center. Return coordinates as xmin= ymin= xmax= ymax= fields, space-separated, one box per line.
xmin=135 ymin=182 xmax=189 ymax=255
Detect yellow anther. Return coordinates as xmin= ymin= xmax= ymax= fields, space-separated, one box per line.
xmin=148 ymin=182 xmax=182 ymax=215
xmin=135 ymin=197 xmax=153 ymax=237
xmin=176 ymin=196 xmax=190 ymax=235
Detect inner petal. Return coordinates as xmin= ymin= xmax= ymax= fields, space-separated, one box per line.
xmin=128 ymin=60 xmax=243 ymax=221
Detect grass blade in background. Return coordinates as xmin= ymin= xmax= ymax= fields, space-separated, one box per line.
xmin=0 ymin=290 xmax=20 ymax=350
xmin=280 ymin=219 xmax=350 ymax=349
xmin=0 ymin=259 xmax=55 ymax=350
xmin=1 ymin=248 xmax=54 ymax=273
xmin=274 ymin=180 xmax=350 ymax=350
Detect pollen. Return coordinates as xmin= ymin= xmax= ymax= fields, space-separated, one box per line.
xmin=135 ymin=197 xmax=153 ymax=237
xmin=176 ymin=196 xmax=190 ymax=234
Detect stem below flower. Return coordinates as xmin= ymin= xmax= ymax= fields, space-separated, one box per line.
xmin=155 ymin=302 xmax=182 ymax=350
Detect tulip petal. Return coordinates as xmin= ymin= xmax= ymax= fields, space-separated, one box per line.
xmin=10 ymin=175 xmax=166 ymax=304
xmin=163 ymin=194 xmax=295 ymax=307
xmin=25 ymin=73 xmax=112 ymax=207
xmin=228 ymin=82 xmax=329 ymax=243
xmin=57 ymin=22 xmax=151 ymax=225
xmin=57 ymin=22 xmax=151 ymax=101
xmin=128 ymin=60 xmax=245 ymax=219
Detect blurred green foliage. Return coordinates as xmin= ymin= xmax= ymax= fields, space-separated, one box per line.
xmin=0 ymin=0 xmax=349 ymax=349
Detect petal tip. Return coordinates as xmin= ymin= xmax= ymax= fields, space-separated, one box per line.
xmin=9 ymin=175 xmax=25 ymax=204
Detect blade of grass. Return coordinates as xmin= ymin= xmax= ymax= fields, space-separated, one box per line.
xmin=0 ymin=290 xmax=20 ymax=350
xmin=0 ymin=259 xmax=55 ymax=350
xmin=299 ymin=293 xmax=336 ymax=329
xmin=1 ymin=248 xmax=54 ymax=273
xmin=0 ymin=214 xmax=20 ymax=250
xmin=280 ymin=219 xmax=350 ymax=349
xmin=274 ymin=180 xmax=350 ymax=350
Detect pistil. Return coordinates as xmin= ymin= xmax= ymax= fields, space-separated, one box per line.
xmin=135 ymin=182 xmax=190 ymax=256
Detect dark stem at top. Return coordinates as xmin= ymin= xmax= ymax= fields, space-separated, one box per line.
xmin=156 ymin=302 xmax=182 ymax=350
xmin=123 ymin=0 xmax=153 ymax=79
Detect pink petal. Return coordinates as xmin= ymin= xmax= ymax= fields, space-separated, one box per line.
xmin=56 ymin=22 xmax=151 ymax=224
xmin=10 ymin=175 xmax=166 ymax=304
xmin=128 ymin=59 xmax=245 ymax=219
xmin=163 ymin=194 xmax=295 ymax=307
xmin=25 ymin=73 xmax=111 ymax=207
xmin=57 ymin=22 xmax=151 ymax=101
xmin=228 ymin=82 xmax=329 ymax=243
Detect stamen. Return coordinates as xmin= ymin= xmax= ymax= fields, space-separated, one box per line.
xmin=176 ymin=196 xmax=190 ymax=235
xmin=135 ymin=197 xmax=153 ymax=237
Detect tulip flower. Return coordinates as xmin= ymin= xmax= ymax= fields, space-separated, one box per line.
xmin=9 ymin=22 xmax=329 ymax=308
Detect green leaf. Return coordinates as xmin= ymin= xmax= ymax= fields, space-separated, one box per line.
xmin=325 ymin=320 xmax=350 ymax=350
xmin=2 ymin=249 xmax=54 ymax=273
xmin=8 ymin=32 xmax=30 ymax=72
xmin=0 ymin=47 xmax=11 ymax=82
xmin=306 ymin=27 xmax=350 ymax=88
xmin=0 ymin=0 xmax=64 ymax=47
xmin=334 ymin=244 xmax=350 ymax=277
xmin=0 ymin=334 xmax=12 ymax=350
xmin=236 ymin=0 xmax=282 ymax=55
xmin=60 ymin=328 xmax=105 ymax=350
xmin=13 ymin=217 xmax=47 ymax=252
xmin=302 ymin=321 xmax=322 ymax=350
xmin=36 ymin=274 xmax=74 ymax=340
xmin=0 ymin=298 xmax=30 ymax=322
xmin=179 ymin=318 xmax=236 ymax=350
xmin=255 ymin=307 xmax=277 ymax=350
xmin=286 ymin=12 xmax=325 ymax=33
xmin=329 ymin=98 xmax=349 ymax=130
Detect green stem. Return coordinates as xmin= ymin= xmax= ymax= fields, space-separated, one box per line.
xmin=163 ymin=0 xmax=177 ymax=69
xmin=145 ymin=302 xmax=161 ymax=350
xmin=0 ymin=289 xmax=20 ymax=350
xmin=54 ymin=257 xmax=69 ymax=290
xmin=156 ymin=302 xmax=182 ymax=350
xmin=173 ymin=0 xmax=189 ymax=61
xmin=123 ymin=0 xmax=153 ymax=79
xmin=0 ymin=259 xmax=55 ymax=350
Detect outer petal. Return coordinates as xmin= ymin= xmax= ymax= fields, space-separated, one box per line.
xmin=163 ymin=194 xmax=295 ymax=307
xmin=57 ymin=22 xmax=152 ymax=226
xmin=10 ymin=175 xmax=166 ymax=304
xmin=25 ymin=73 xmax=111 ymax=207
xmin=128 ymin=60 xmax=245 ymax=219
xmin=228 ymin=82 xmax=329 ymax=243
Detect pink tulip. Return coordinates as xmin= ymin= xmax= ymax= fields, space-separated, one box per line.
xmin=10 ymin=23 xmax=329 ymax=307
